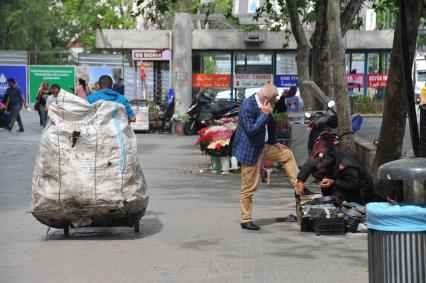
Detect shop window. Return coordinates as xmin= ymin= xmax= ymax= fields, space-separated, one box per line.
xmin=345 ymin=53 xmax=351 ymax=74
xmin=234 ymin=52 xmax=272 ymax=74
xmin=276 ymin=53 xmax=297 ymax=75
xmin=382 ymin=52 xmax=391 ymax=73
xmin=351 ymin=53 xmax=365 ymax=74
xmin=192 ymin=52 xmax=232 ymax=102
xmin=368 ymin=53 xmax=380 ymax=74
xmin=367 ymin=53 xmax=388 ymax=100
xmin=234 ymin=52 xmax=273 ymax=101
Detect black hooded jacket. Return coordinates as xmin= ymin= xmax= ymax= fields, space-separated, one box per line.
xmin=297 ymin=151 xmax=373 ymax=204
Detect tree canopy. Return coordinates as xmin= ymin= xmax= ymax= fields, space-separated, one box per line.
xmin=0 ymin=0 xmax=136 ymax=52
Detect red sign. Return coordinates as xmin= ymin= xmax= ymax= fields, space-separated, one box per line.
xmin=192 ymin=74 xmax=231 ymax=88
xmin=347 ymin=74 xmax=364 ymax=90
xmin=368 ymin=74 xmax=388 ymax=88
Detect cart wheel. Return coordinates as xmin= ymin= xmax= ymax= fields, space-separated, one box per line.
xmin=134 ymin=222 xmax=140 ymax=233
xmin=64 ymin=226 xmax=70 ymax=238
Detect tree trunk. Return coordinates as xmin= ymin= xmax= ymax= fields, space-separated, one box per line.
xmin=327 ymin=0 xmax=353 ymax=153
xmin=311 ymin=0 xmax=334 ymax=107
xmin=286 ymin=0 xmax=312 ymax=110
xmin=311 ymin=0 xmax=364 ymax=108
xmin=372 ymin=0 xmax=424 ymax=194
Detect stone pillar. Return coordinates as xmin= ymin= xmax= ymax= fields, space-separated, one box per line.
xmin=172 ymin=13 xmax=193 ymax=116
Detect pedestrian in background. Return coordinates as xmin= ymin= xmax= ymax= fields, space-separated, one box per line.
xmin=285 ymin=86 xmax=304 ymax=112
xmin=4 ymin=78 xmax=27 ymax=132
xmin=74 ymin=78 xmax=90 ymax=100
xmin=232 ymin=83 xmax=299 ymax=231
xmin=273 ymin=89 xmax=288 ymax=113
xmin=35 ymin=82 xmax=50 ymax=127
xmin=45 ymin=84 xmax=61 ymax=113
xmin=113 ymin=77 xmax=125 ymax=95
xmin=88 ymin=75 xmax=135 ymax=122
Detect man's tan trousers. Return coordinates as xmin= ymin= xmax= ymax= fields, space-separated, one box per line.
xmin=240 ymin=144 xmax=299 ymax=223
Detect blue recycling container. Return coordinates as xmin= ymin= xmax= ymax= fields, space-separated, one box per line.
xmin=367 ymin=203 xmax=426 ymax=283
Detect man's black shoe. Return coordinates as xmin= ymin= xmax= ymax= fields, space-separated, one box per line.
xmin=17 ymin=129 xmax=24 ymax=132
xmin=241 ymin=221 xmax=260 ymax=231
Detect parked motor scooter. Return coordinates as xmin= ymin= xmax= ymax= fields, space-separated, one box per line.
xmin=305 ymin=101 xmax=339 ymax=157
xmin=184 ymin=91 xmax=240 ymax=135
xmin=305 ymin=100 xmax=364 ymax=158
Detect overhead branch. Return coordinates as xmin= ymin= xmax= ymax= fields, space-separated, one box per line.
xmin=340 ymin=0 xmax=364 ymax=36
xmin=286 ymin=0 xmax=309 ymax=48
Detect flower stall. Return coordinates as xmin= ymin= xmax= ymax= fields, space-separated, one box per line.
xmin=195 ymin=117 xmax=238 ymax=173
xmin=195 ymin=114 xmax=291 ymax=174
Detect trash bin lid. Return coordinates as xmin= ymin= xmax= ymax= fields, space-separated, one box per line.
xmin=378 ymin=158 xmax=426 ymax=181
xmin=367 ymin=202 xmax=426 ymax=231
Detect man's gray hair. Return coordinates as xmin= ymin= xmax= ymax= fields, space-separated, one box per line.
xmin=259 ymin=83 xmax=279 ymax=98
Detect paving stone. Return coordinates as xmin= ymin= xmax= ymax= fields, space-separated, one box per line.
xmin=0 ymin=111 xmax=368 ymax=282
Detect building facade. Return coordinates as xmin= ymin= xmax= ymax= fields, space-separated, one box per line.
xmin=96 ymin=13 xmax=393 ymax=114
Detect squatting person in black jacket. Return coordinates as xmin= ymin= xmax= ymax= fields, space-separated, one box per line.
xmin=295 ymin=150 xmax=373 ymax=204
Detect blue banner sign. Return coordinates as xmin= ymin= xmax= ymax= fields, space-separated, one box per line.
xmin=275 ymin=75 xmax=299 ymax=87
xmin=0 ymin=65 xmax=27 ymax=101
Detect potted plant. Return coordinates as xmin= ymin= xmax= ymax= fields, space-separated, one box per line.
xmin=148 ymin=101 xmax=159 ymax=120
xmin=195 ymin=127 xmax=212 ymax=154
xmin=206 ymin=131 xmax=233 ymax=173
xmin=172 ymin=114 xmax=189 ymax=135
xmin=194 ymin=123 xmax=236 ymax=174
xmin=273 ymin=112 xmax=291 ymax=140
xmin=205 ymin=141 xmax=230 ymax=173
xmin=273 ymin=112 xmax=289 ymax=129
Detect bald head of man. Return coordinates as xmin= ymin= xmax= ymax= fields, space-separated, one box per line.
xmin=258 ymin=83 xmax=279 ymax=105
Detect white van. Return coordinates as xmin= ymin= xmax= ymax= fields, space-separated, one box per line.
xmin=414 ymin=56 xmax=426 ymax=103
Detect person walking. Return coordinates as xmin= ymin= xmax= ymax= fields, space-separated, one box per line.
xmin=35 ymin=82 xmax=50 ymax=127
xmin=232 ymin=83 xmax=300 ymax=231
xmin=74 ymin=78 xmax=90 ymax=100
xmin=45 ymin=84 xmax=61 ymax=113
xmin=4 ymin=78 xmax=27 ymax=132
xmin=87 ymin=75 xmax=135 ymax=122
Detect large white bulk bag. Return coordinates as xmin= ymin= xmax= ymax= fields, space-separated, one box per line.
xmin=32 ymin=90 xmax=148 ymax=228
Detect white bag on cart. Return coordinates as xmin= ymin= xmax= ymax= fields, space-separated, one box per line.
xmin=31 ymin=90 xmax=148 ymax=228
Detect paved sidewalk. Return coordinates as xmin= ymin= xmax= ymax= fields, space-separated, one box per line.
xmin=0 ymin=111 xmax=368 ymax=283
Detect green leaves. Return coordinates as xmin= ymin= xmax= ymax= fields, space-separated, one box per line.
xmin=0 ymin=0 xmax=137 ymax=52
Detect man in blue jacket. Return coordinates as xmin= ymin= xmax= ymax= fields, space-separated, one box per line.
xmin=87 ymin=75 xmax=136 ymax=122
xmin=233 ymin=83 xmax=299 ymax=230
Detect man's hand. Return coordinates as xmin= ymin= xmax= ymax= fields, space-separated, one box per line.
xmin=274 ymin=143 xmax=288 ymax=151
xmin=261 ymin=100 xmax=272 ymax=115
xmin=129 ymin=117 xmax=136 ymax=123
xmin=320 ymin=178 xmax=335 ymax=188
xmin=295 ymin=182 xmax=304 ymax=195
xmin=24 ymin=103 xmax=28 ymax=109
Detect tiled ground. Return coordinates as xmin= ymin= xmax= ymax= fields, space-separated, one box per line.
xmin=0 ymin=111 xmax=368 ymax=283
